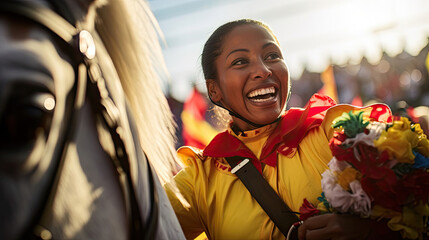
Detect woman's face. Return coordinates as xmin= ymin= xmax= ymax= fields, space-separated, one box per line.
xmin=208 ymin=24 xmax=290 ymax=131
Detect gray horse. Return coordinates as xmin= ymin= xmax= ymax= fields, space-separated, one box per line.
xmin=0 ymin=0 xmax=185 ymax=239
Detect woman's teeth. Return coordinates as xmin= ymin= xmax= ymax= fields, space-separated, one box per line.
xmin=247 ymin=87 xmax=275 ymax=98
xmin=247 ymin=87 xmax=276 ymax=102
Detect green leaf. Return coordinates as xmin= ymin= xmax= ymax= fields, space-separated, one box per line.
xmin=331 ymin=111 xmax=369 ymax=138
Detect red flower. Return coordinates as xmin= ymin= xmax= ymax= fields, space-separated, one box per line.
xmin=400 ymin=169 xmax=429 ymax=203
xmin=299 ymin=198 xmax=320 ymax=221
xmin=355 ymin=145 xmax=390 ymax=177
xmin=329 ymin=131 xmax=355 ymax=162
xmin=361 ymin=169 xmax=402 ymax=211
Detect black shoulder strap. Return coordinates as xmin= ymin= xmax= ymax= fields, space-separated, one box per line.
xmin=225 ymin=156 xmax=300 ymax=238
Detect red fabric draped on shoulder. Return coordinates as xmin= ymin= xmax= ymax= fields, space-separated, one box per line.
xmin=261 ymin=94 xmax=336 ymax=166
xmin=203 ymin=94 xmax=336 ymax=173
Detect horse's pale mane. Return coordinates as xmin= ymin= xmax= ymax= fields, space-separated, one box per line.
xmin=0 ymin=1 xmax=185 ymax=238
xmin=79 ymin=0 xmax=180 ymax=184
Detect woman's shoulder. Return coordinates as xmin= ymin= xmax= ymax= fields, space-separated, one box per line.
xmin=323 ymin=103 xmax=392 ymax=122
xmin=178 ymin=146 xmax=235 ymax=175
xmin=177 ymin=146 xmax=205 ymax=166
xmin=321 ymin=103 xmax=392 ymax=138
xmin=278 ymin=95 xmax=392 ymax=148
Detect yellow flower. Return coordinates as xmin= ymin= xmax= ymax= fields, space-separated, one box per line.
xmin=374 ymin=117 xmax=422 ymax=164
xmin=335 ymin=167 xmax=361 ymax=191
xmin=372 ymin=204 xmax=429 ymax=239
xmin=371 ymin=205 xmax=401 ymax=219
xmin=395 ymin=204 xmax=429 ymax=239
xmin=412 ymin=123 xmax=429 ymax=157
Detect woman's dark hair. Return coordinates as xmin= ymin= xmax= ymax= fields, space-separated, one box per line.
xmin=201 ymin=19 xmax=277 ymax=81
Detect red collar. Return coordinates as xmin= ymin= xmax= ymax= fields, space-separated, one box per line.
xmin=203 ymin=94 xmax=336 ymax=173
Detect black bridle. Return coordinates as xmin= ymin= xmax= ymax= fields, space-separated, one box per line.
xmin=0 ymin=1 xmax=158 ymax=239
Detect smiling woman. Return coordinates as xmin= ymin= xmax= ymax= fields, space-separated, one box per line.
xmin=203 ymin=20 xmax=290 ymax=131
xmin=206 ymin=23 xmax=289 ymax=131
xmin=164 ymin=19 xmax=403 ymax=240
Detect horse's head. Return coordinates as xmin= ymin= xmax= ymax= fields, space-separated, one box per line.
xmin=0 ymin=0 xmax=182 ymax=239
xmin=0 ymin=2 xmax=84 ymax=239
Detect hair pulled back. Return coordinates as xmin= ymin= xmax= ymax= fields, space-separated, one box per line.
xmin=201 ymin=19 xmax=277 ymax=81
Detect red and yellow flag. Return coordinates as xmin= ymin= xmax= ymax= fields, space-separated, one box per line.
xmin=181 ymin=87 xmax=218 ymax=149
xmin=318 ymin=65 xmax=339 ymax=103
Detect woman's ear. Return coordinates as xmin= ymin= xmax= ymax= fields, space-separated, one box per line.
xmin=206 ymin=79 xmax=222 ymax=102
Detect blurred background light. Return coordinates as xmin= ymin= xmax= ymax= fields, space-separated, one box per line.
xmin=149 ymin=0 xmax=429 ymax=147
xmin=149 ymin=0 xmax=429 ymax=102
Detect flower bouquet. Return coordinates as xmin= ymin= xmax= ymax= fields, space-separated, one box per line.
xmin=300 ymin=105 xmax=429 ymax=239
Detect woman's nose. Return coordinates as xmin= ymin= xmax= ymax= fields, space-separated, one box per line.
xmin=251 ymin=59 xmax=272 ymax=80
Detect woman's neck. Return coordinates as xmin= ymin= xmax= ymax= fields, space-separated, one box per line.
xmin=230 ymin=117 xmax=281 ymax=136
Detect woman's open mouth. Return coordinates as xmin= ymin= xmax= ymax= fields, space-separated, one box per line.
xmin=247 ymin=86 xmax=277 ymax=103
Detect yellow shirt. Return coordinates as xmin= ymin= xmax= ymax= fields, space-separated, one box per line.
xmin=165 ymin=104 xmax=361 ymax=239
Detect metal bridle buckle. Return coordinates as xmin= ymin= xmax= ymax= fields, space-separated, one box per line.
xmin=78 ymin=30 xmax=95 ymax=59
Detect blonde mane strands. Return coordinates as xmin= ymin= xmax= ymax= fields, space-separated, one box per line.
xmin=93 ymin=0 xmax=179 ymax=184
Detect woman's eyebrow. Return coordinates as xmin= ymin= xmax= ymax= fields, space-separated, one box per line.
xmin=226 ymin=42 xmax=278 ymax=59
xmin=226 ymin=48 xmax=249 ymax=59
xmin=262 ymin=42 xmax=276 ymax=49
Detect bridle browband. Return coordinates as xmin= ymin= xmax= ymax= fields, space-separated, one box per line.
xmin=0 ymin=1 xmax=158 ymax=239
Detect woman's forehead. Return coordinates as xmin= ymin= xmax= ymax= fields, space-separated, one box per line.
xmin=221 ymin=24 xmax=277 ymax=53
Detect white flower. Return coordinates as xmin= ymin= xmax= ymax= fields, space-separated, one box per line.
xmin=321 ymin=158 xmax=372 ymax=217
xmin=327 ymin=157 xmax=350 ymax=172
xmin=343 ymin=122 xmax=386 ymax=147
xmin=342 ymin=122 xmax=387 ymax=162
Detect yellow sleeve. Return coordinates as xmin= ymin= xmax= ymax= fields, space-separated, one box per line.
xmin=163 ymin=147 xmax=206 ymax=240
xmin=321 ymin=105 xmax=355 ymax=140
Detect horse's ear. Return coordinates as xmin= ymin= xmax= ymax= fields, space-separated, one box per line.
xmin=206 ymin=79 xmax=222 ymax=102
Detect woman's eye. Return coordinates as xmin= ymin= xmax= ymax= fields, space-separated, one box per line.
xmin=232 ymin=59 xmax=248 ymax=66
xmin=266 ymin=53 xmax=281 ymax=60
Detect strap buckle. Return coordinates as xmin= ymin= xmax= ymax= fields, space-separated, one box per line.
xmin=231 ymin=158 xmax=250 ymax=174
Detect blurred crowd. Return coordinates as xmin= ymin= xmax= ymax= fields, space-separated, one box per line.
xmin=288 ymin=41 xmax=429 ymax=110
xmin=289 ymin=42 xmax=429 ymax=108
xmin=168 ymin=41 xmax=429 ymax=148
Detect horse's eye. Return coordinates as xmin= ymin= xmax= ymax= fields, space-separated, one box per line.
xmin=0 ymin=90 xmax=54 ymax=150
